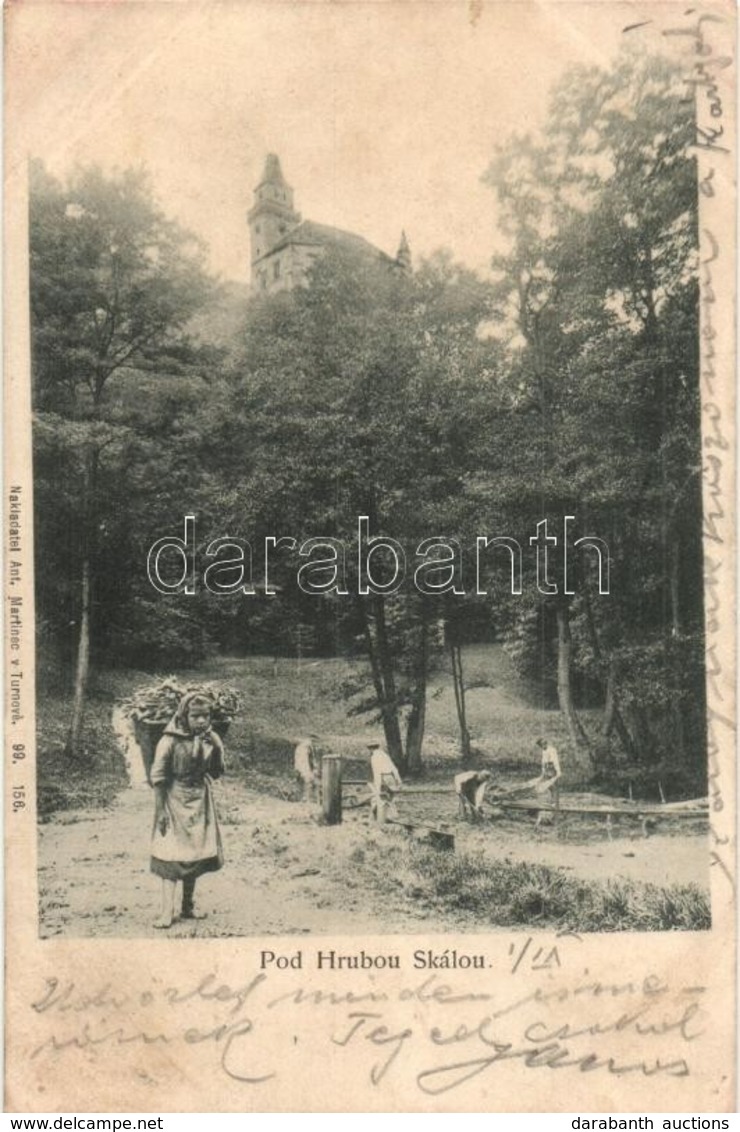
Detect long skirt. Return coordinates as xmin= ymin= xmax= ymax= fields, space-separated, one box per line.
xmin=150 ymin=778 xmax=223 ymax=881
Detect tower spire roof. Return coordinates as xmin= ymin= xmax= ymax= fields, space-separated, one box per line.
xmin=258 ymin=153 xmax=287 ymax=188
xmin=396 ymin=229 xmax=411 ymax=273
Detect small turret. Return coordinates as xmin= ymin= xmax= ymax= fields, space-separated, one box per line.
xmin=396 ymin=230 xmax=412 ymax=274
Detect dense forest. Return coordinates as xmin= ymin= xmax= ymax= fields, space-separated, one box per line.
xmin=31 ymin=50 xmax=706 ymax=792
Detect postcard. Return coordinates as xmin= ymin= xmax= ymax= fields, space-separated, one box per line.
xmin=4 ymin=0 xmax=736 ymax=1113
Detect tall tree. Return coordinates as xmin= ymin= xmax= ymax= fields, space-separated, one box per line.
xmin=481 ymin=48 xmax=704 ymax=787
xmin=30 ymin=161 xmax=215 ymax=753
xmin=222 ymin=247 xmax=500 ymax=773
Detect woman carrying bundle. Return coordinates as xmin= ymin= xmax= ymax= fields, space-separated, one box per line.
xmin=149 ymin=692 xmax=225 ymax=928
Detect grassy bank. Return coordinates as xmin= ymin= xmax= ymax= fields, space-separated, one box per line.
xmin=36 ymin=691 xmax=129 ymax=818
xmin=353 ymin=836 xmax=711 ymax=932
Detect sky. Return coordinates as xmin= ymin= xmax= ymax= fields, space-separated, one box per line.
xmin=8 ymin=1 xmax=684 ymax=284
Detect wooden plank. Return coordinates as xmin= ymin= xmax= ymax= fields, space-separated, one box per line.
xmin=398 ymin=787 xmax=455 ymax=795
xmin=342 ymin=782 xmax=452 ymax=793
xmin=341 ymin=780 xmax=708 ymax=818
xmin=496 ymin=800 xmax=707 ymax=818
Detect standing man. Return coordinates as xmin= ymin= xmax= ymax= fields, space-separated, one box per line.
xmin=294 ymin=735 xmax=319 ymax=803
xmin=367 ymin=740 xmax=402 ymax=822
xmin=531 ymin=737 xmax=562 ymax=826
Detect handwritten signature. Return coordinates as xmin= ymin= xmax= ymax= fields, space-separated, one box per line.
xmin=330 ymin=999 xmax=700 ymax=1094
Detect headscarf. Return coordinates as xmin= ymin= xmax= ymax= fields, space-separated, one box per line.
xmin=167 ymin=692 xmax=221 ymax=776
xmin=166 ymin=692 xmax=213 ymax=737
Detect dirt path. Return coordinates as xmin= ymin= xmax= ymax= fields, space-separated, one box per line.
xmin=39 ymin=777 xmax=454 ymax=938
xmin=38 ymin=774 xmax=710 ymax=939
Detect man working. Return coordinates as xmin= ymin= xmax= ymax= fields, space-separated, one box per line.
xmin=530 ymin=737 xmax=562 ymax=826
xmin=294 ymin=735 xmax=319 ymax=803
xmin=367 ymin=740 xmax=402 ymax=822
xmin=454 ymin=769 xmax=493 ymax=821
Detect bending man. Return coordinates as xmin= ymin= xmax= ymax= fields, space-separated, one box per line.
xmin=454 ymin=769 xmax=492 ymax=822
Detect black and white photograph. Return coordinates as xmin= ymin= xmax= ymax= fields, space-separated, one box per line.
xmin=5 ymin=0 xmax=735 ymax=1114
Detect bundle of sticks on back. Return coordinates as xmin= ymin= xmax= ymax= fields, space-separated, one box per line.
xmin=119 ymin=677 xmax=240 ymax=727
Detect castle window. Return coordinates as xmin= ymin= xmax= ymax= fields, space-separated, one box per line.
xmin=255 ymin=224 xmax=261 ymax=234
xmin=273 ymin=259 xmax=281 ymax=280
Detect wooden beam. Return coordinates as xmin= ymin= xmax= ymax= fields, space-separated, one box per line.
xmin=341 ymin=782 xmax=452 ymax=794
xmin=496 ymin=800 xmax=707 ymax=818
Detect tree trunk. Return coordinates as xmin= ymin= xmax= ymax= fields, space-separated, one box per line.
xmin=405 ymin=686 xmax=426 ymax=777
xmin=602 ymin=661 xmax=616 ymax=736
xmin=66 ymin=450 xmax=97 ymax=758
xmin=624 ymin=703 xmax=653 ymax=761
xmin=67 ymin=555 xmax=91 ymax=757
xmin=354 ymin=593 xmax=406 ymax=773
xmin=555 ymin=601 xmax=592 ymax=777
xmin=581 ymin=589 xmax=635 ymax=758
xmin=373 ymin=597 xmax=405 ymax=772
xmin=449 ymin=641 xmax=472 ymax=763
xmin=405 ymin=614 xmax=428 ymax=777
xmin=669 ymin=537 xmax=681 ymax=640
xmin=356 ymin=594 xmax=385 ymax=707
xmin=355 ymin=595 xmax=404 ymax=769
xmin=667 ymin=535 xmax=688 ymax=765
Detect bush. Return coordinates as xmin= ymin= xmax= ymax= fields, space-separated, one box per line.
xmin=37 ymin=692 xmax=128 ymax=818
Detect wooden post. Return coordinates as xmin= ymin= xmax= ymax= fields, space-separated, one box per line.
xmin=321 ymin=756 xmax=342 ymax=825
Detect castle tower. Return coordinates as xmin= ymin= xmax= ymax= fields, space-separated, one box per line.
xmin=247 ymin=154 xmax=301 ymax=283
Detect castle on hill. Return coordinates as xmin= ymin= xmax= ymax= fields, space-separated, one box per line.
xmin=247 ymin=154 xmax=411 ymax=294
